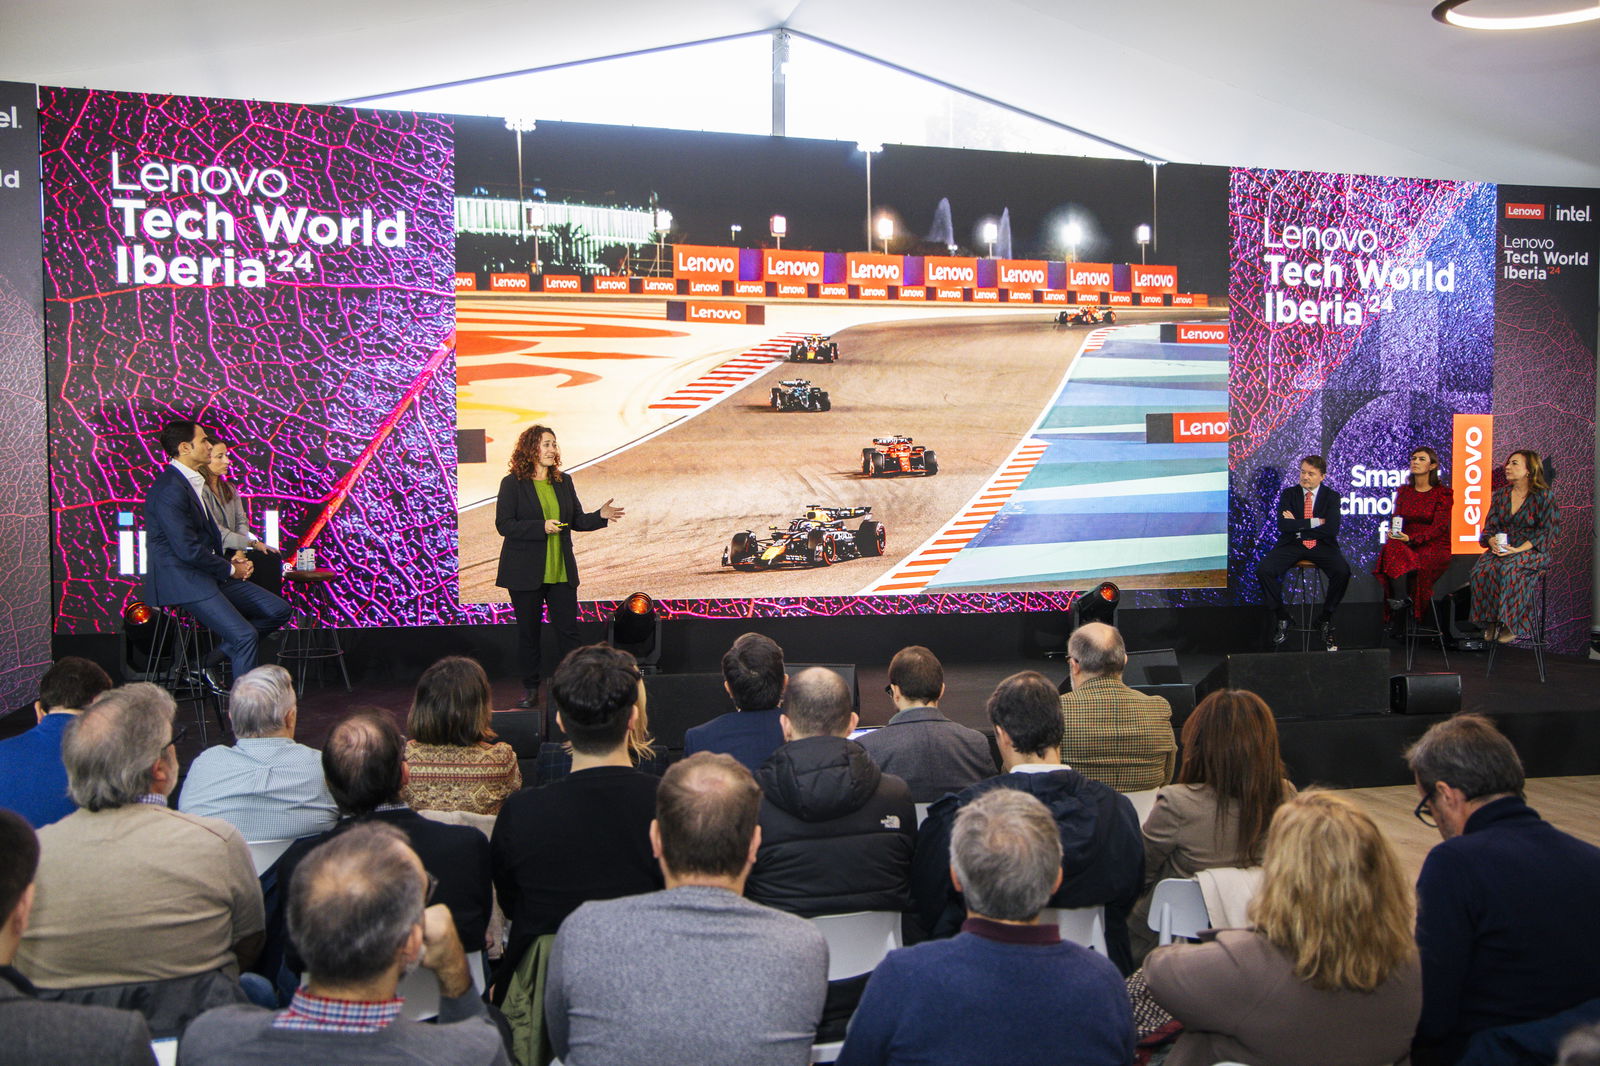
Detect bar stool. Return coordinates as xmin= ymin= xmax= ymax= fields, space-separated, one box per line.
xmin=1282 ymin=560 xmax=1327 ymax=652
xmin=1402 ymin=597 xmax=1450 ymax=671
xmin=278 ymin=568 xmax=352 ymax=696
xmin=1485 ymin=569 xmax=1548 ymax=683
xmin=145 ymin=607 xmax=230 ymax=746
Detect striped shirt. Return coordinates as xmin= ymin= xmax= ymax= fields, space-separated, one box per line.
xmin=177 ymin=737 xmax=339 ymax=842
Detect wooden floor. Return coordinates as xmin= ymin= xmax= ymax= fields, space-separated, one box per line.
xmin=1340 ymin=775 xmax=1600 ymax=884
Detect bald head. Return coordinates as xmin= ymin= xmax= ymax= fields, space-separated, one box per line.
xmin=655 ymin=752 xmax=762 ymax=880
xmin=1067 ymin=622 xmax=1126 ymax=679
xmin=322 ymin=711 xmax=406 ymax=815
xmin=65 ymin=683 xmax=177 ymax=810
xmin=782 ymin=667 xmax=854 ymax=738
xmin=289 ymin=823 xmax=425 ymax=986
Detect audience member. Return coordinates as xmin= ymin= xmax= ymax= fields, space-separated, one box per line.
xmin=16 ymin=684 xmax=265 ymax=996
xmin=837 ymin=790 xmax=1134 ymax=1066
xmin=1131 ymin=688 xmax=1294 ymax=963
xmin=272 ymin=712 xmax=492 ymax=966
xmin=545 ymin=752 xmax=828 ymax=1066
xmin=533 ymin=678 xmax=667 ymax=784
xmin=856 ymin=646 xmax=995 ymax=802
xmin=1146 ymin=790 xmax=1422 ymax=1066
xmin=683 ymin=633 xmax=787 ymax=772
xmin=177 ymin=664 xmax=338 ymax=842
xmin=490 ymin=645 xmax=663 ymax=992
xmin=1405 ymin=714 xmax=1600 ymax=1065
xmin=1562 ymin=1024 xmax=1600 ymax=1066
xmin=1058 ymin=623 xmax=1175 ymax=791
xmin=912 ymin=671 xmax=1142 ymax=970
xmin=748 ymin=667 xmax=914 ymax=915
xmin=401 ymin=656 xmax=521 ymax=815
xmin=0 ymin=657 xmax=112 ymax=827
xmin=180 ymin=824 xmax=509 ymax=1065
xmin=0 ymin=809 xmax=156 ymax=1066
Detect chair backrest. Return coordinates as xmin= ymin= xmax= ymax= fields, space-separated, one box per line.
xmin=1038 ymin=906 xmax=1107 ymax=955
xmin=390 ymin=950 xmax=489 ymax=1021
xmin=1148 ymin=878 xmax=1211 ymax=945
xmin=246 ymin=837 xmax=297 ymax=876
xmin=808 ymin=911 xmax=902 ymax=981
xmin=416 ymin=808 xmax=498 ymax=839
xmin=1121 ymin=788 xmax=1160 ymax=825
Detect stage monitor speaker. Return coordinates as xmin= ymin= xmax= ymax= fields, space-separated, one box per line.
xmin=1390 ymin=673 xmax=1462 ymax=716
xmin=1196 ymin=650 xmax=1389 ymax=719
xmin=1125 ymin=648 xmax=1182 ymax=687
xmin=788 ymin=663 xmax=860 ymax=713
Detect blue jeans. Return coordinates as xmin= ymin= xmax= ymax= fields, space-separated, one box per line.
xmin=181 ymin=579 xmax=292 ymax=679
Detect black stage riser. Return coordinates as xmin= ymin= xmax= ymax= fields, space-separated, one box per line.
xmin=1197 ymin=650 xmax=1391 ymax=719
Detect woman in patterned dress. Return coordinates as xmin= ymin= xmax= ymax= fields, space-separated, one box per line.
xmin=1372 ymin=447 xmax=1454 ymax=635
xmin=1470 ymin=450 xmax=1560 ymax=644
xmin=402 ymin=655 xmax=522 ymax=814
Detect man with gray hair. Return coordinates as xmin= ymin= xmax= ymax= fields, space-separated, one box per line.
xmin=1406 ymin=714 xmax=1600 ymax=1065
xmin=837 ymin=789 xmax=1134 ymax=1065
xmin=545 ymin=752 xmax=828 ymax=1066
xmin=180 ymin=823 xmax=509 ymax=1064
xmin=178 ymin=664 xmax=338 ymax=842
xmin=16 ymin=684 xmax=265 ymax=998
xmin=1058 ymin=621 xmax=1175 ymax=791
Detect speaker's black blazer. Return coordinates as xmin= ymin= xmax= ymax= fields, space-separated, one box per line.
xmin=494 ymin=473 xmax=608 ymax=590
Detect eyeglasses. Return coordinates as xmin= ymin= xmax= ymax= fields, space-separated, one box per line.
xmin=167 ymin=725 xmax=189 ymax=750
xmin=1414 ymin=787 xmax=1437 ymax=828
xmin=883 ymin=684 xmax=893 ymax=695
xmin=424 ymin=873 xmax=439 ymax=907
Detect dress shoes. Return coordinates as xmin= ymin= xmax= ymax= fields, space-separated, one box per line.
xmin=514 ymin=688 xmax=539 ymax=709
xmin=1271 ymin=618 xmax=1289 ymax=647
xmin=1320 ymin=621 xmax=1339 ymax=651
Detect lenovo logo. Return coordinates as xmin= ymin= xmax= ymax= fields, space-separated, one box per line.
xmin=489 ymin=273 xmax=529 ymax=291
xmin=1069 ymin=265 xmax=1111 ymax=287
xmin=1173 ymin=413 xmax=1230 ymax=442
xmin=1452 ymin=414 xmax=1493 ymax=551
xmin=1504 ymin=203 xmax=1545 ymax=220
xmin=999 ymin=265 xmax=1044 ymax=285
xmin=1131 ymin=265 xmax=1176 ymax=290
xmin=850 ymin=261 xmax=900 ymax=281
xmin=542 ymin=276 xmax=579 ymax=291
xmin=766 ymin=257 xmax=820 ymax=278
xmin=453 ymin=272 xmax=476 ymax=291
xmin=1174 ymin=323 xmax=1228 ymax=343
xmin=686 ymin=302 xmax=747 ymax=322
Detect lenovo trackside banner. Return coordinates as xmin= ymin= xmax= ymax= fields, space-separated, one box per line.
xmin=1451 ymin=414 xmax=1493 ymax=553
xmin=1147 ymin=412 xmax=1230 ymax=444
xmin=673 ymin=244 xmax=738 ymax=281
xmin=763 ymin=250 xmax=824 ymax=283
xmin=1130 ymin=264 xmax=1177 ymax=292
xmin=845 ymin=253 xmax=902 ymax=286
xmin=996 ymin=259 xmax=1050 ymax=291
xmin=1161 ymin=323 xmax=1230 ymax=344
xmin=1067 ymin=261 xmax=1113 ymax=291
xmin=664 ymin=300 xmax=764 ymax=325
xmin=923 ymin=256 xmax=976 ymax=289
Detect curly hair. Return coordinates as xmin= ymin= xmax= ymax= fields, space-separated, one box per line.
xmin=508 ymin=424 xmax=563 ymax=483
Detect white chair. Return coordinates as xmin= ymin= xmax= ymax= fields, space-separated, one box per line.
xmin=808 ymin=911 xmax=902 ymax=1063
xmin=1148 ymin=878 xmax=1210 ymax=945
xmin=1121 ymin=788 xmax=1160 ymax=825
xmin=1039 ymin=906 xmax=1108 ymax=956
xmin=151 ymin=1038 xmax=178 ymax=1066
xmin=395 ymin=949 xmax=487 ymax=1021
xmin=913 ymin=802 xmax=931 ymax=827
xmin=246 ymin=837 xmax=296 ymax=876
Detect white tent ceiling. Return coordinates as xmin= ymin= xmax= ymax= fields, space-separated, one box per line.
xmin=4 ymin=0 xmax=1598 ymax=186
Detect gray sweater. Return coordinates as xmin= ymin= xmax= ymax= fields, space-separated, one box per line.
xmin=177 ymin=988 xmax=509 ymax=1065
xmin=546 ymin=885 xmax=828 ymax=1066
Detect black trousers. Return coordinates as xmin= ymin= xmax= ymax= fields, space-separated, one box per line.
xmin=508 ymin=583 xmax=580 ymax=690
xmin=1256 ymin=541 xmax=1352 ymax=620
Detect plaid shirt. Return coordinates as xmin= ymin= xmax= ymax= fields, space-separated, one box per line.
xmin=1058 ymin=676 xmax=1176 ymax=792
xmin=137 ymin=793 xmax=170 ymax=808
xmin=273 ymin=988 xmax=403 ymax=1033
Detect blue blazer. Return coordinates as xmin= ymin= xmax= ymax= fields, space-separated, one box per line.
xmin=143 ymin=465 xmax=232 ymax=605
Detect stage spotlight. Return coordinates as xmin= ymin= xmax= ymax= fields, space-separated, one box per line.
xmin=1073 ymin=582 xmax=1121 ymax=627
xmin=609 ymin=593 xmax=662 ymax=672
xmin=119 ymin=599 xmax=161 ymax=680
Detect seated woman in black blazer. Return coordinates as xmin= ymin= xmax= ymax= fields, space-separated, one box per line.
xmin=496 ymin=424 xmax=624 ymax=708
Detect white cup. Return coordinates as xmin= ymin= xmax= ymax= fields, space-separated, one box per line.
xmin=1391 ymin=516 xmax=1404 ymax=535
xmin=1494 ymin=533 xmax=1509 ymax=551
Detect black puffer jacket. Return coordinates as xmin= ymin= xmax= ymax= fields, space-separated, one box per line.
xmin=747 ymin=735 xmax=916 ymax=917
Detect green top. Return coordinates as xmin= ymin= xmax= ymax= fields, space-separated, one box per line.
xmin=533 ymin=479 xmax=569 ymax=584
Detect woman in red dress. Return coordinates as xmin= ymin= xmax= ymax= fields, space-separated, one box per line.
xmin=1373 ymin=447 xmax=1454 ymax=634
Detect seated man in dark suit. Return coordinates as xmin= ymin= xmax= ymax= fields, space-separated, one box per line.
xmin=1254 ymin=454 xmax=1350 ymax=650
xmin=912 ymin=671 xmax=1142 ymax=973
xmin=272 ymin=712 xmax=493 ymax=975
xmin=0 ymin=809 xmax=156 ymax=1066
xmin=683 ymin=632 xmax=787 ymax=773
xmin=143 ymin=420 xmax=290 ymax=681
xmin=182 ymin=823 xmax=508 ymax=1065
xmin=491 ymin=645 xmax=663 ymax=992
xmin=857 ymin=646 xmax=995 ymax=803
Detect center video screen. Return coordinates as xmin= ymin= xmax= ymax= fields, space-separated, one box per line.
xmin=450 ymin=119 xmax=1232 ymax=613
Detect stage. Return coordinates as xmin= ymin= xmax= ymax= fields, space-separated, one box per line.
xmin=25 ymin=604 xmax=1600 ymax=792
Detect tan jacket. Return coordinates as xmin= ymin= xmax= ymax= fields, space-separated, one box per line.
xmin=1058 ymin=676 xmax=1175 ymax=791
